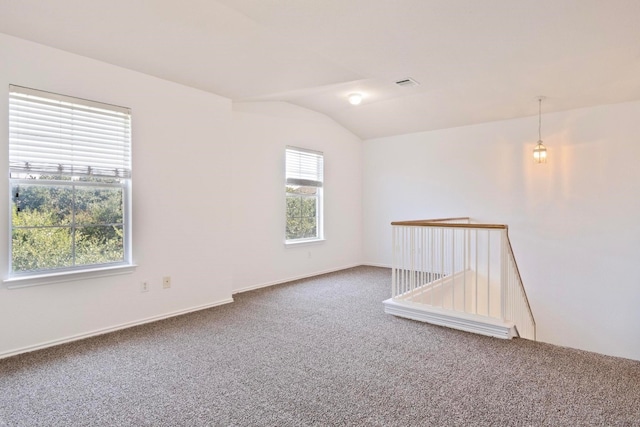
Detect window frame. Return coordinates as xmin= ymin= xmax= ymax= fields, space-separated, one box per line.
xmin=285 ymin=146 xmax=324 ymax=245
xmin=6 ymin=86 xmax=134 ymax=283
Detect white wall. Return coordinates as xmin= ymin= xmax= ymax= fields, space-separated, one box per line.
xmin=363 ymin=101 xmax=640 ymax=360
xmin=4 ymin=31 xmax=636 ymax=362
xmin=0 ymin=34 xmax=364 ymax=357
xmin=0 ymin=34 xmax=234 ymax=357
xmin=231 ymin=102 xmax=363 ymax=292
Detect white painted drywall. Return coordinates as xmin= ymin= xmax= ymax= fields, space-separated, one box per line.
xmin=0 ymin=34 xmax=364 ymax=357
xmin=363 ymin=101 xmax=640 ymax=360
xmin=231 ymin=102 xmax=363 ymax=292
xmin=2 ymin=31 xmax=637 ymax=362
xmin=0 ymin=34 xmax=234 ymax=356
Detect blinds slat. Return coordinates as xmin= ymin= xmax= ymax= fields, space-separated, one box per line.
xmin=10 ymin=128 xmax=131 ymax=146
xmin=10 ymin=144 xmax=130 ymax=161
xmin=286 ymin=178 xmax=323 ymax=188
xmin=9 ymin=104 xmax=130 ymax=128
xmin=10 ymin=85 xmax=130 ymax=115
xmin=9 ymin=110 xmax=130 ymax=136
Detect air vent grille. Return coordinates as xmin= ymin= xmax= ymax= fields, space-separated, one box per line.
xmin=395 ymin=77 xmax=420 ymax=87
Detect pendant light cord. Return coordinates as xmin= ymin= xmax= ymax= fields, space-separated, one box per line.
xmin=538 ymin=98 xmax=542 ymax=142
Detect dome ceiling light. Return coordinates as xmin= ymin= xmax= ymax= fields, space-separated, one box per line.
xmin=348 ymin=93 xmax=363 ymax=105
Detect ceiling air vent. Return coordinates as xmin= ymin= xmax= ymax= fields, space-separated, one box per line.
xmin=395 ymin=77 xmax=420 ymax=87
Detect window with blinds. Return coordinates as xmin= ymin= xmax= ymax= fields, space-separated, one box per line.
xmin=285 ymin=146 xmax=323 ymax=243
xmin=8 ymin=85 xmax=132 ymax=277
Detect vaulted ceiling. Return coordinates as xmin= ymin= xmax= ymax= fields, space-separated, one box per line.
xmin=2 ymin=0 xmax=640 ymax=139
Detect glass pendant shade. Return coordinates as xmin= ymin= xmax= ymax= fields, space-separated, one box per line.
xmin=533 ymin=140 xmax=547 ymax=163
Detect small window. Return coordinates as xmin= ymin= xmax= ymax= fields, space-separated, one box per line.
xmin=8 ymin=85 xmax=132 ymax=277
xmin=285 ymin=146 xmax=323 ymax=243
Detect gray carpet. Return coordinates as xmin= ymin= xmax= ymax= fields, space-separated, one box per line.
xmin=0 ymin=266 xmax=639 ymax=426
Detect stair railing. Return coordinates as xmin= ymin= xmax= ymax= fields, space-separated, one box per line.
xmin=391 ymin=217 xmax=536 ymax=340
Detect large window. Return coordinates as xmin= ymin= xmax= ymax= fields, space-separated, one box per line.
xmin=8 ymin=85 xmax=132 ymax=278
xmin=285 ymin=146 xmax=323 ymax=243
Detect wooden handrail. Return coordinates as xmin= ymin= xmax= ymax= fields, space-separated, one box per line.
xmin=391 ymin=218 xmax=507 ymax=229
xmin=393 ymin=217 xmax=470 ymax=224
xmin=504 ymin=230 xmax=536 ymax=339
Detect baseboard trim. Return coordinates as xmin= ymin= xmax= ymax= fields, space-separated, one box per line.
xmin=383 ymin=298 xmax=516 ymax=340
xmin=233 ymin=264 xmax=361 ymax=294
xmin=0 ymin=297 xmax=234 ymax=360
xmin=361 ymin=262 xmax=391 ymax=269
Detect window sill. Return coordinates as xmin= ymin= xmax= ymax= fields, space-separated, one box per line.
xmin=3 ymin=264 xmax=137 ymax=289
xmin=284 ymin=238 xmax=326 ymax=247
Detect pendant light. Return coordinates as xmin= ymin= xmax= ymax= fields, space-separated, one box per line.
xmin=533 ymin=97 xmax=547 ymax=163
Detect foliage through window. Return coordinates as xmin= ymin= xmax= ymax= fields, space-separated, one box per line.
xmin=9 ymin=86 xmax=132 ymax=276
xmin=285 ymin=147 xmax=323 ymax=242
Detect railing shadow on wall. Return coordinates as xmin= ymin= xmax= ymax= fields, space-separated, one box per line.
xmin=387 ymin=217 xmax=536 ymax=340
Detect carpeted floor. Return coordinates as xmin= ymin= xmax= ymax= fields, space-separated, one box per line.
xmin=0 ymin=266 xmax=639 ymax=426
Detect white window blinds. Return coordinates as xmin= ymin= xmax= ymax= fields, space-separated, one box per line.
xmin=9 ymin=85 xmax=131 ymax=178
xmin=285 ymin=146 xmax=323 ymax=187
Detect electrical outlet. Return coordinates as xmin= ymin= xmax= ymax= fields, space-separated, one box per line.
xmin=141 ymin=281 xmax=150 ymax=293
xmin=163 ymin=276 xmax=171 ymax=289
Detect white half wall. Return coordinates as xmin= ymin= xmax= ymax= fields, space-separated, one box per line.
xmin=363 ymin=101 xmax=640 ymax=361
xmin=0 ymin=34 xmax=234 ymax=357
xmin=231 ymin=102 xmax=363 ymax=292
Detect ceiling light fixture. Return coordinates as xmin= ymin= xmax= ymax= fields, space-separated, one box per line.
xmin=533 ymin=96 xmax=547 ymax=164
xmin=348 ymin=93 xmax=362 ymax=105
